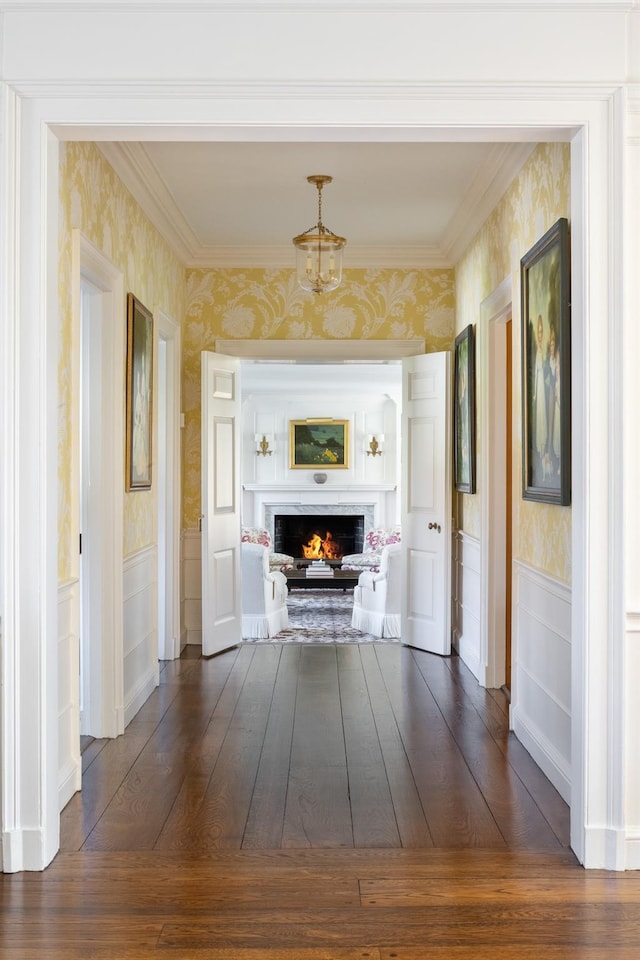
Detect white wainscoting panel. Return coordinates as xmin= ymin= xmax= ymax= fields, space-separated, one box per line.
xmin=452 ymin=531 xmax=482 ymax=683
xmin=123 ymin=546 xmax=159 ymax=726
xmin=511 ymin=561 xmax=572 ymax=803
xmin=58 ymin=580 xmax=81 ymax=811
xmin=182 ymin=529 xmax=202 ymax=646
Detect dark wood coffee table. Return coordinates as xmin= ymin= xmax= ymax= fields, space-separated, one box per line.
xmin=284 ymin=568 xmax=359 ymax=590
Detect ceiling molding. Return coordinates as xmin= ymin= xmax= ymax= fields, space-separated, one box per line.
xmin=442 ymin=142 xmax=536 ymax=264
xmin=1 ymin=1 xmax=634 ymax=11
xmin=215 ymin=339 xmax=425 ymax=360
xmin=98 ymin=142 xmax=200 ymax=264
xmin=187 ymin=244 xmax=450 ymax=270
xmin=97 ymin=140 xmax=535 ymax=271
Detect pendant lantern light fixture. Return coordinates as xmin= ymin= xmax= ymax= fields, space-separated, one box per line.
xmin=293 ymin=175 xmax=346 ymax=294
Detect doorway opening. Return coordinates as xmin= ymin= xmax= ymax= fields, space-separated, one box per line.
xmin=75 ymin=233 xmax=125 ymax=741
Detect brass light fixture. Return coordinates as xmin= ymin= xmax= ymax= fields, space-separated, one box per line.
xmin=293 ymin=175 xmax=346 ymax=294
xmin=366 ymin=435 xmax=384 ymax=457
xmin=255 ymin=434 xmax=273 ymax=456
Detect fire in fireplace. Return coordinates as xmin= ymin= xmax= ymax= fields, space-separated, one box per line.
xmin=274 ymin=514 xmax=364 ymax=560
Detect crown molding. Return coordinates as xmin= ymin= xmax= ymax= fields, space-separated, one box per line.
xmin=0 ymin=1 xmax=635 ymax=11
xmin=99 ymin=143 xmax=449 ymax=268
xmin=443 ymin=142 xmax=536 ymax=263
xmin=187 ymin=244 xmax=450 ymax=270
xmin=215 ymin=339 xmax=425 ymax=360
xmin=97 ymin=140 xmax=535 ymax=271
xmin=23 ymin=78 xmax=623 ymax=104
xmin=97 ymin=142 xmax=199 ymax=264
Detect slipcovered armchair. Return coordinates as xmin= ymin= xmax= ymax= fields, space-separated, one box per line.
xmin=241 ymin=542 xmax=289 ymax=639
xmin=351 ymin=543 xmax=402 ymax=639
xmin=341 ymin=526 xmax=401 ymax=573
xmin=241 ymin=526 xmax=294 ymax=573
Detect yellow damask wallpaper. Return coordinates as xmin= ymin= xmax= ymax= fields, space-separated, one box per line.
xmin=455 ymin=142 xmax=571 ymax=582
xmin=182 ymin=267 xmax=456 ymax=528
xmin=58 ymin=141 xmax=185 ymax=581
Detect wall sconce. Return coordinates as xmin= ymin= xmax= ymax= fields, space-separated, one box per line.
xmin=366 ymin=434 xmax=384 ymax=457
xmin=255 ymin=433 xmax=274 ymax=457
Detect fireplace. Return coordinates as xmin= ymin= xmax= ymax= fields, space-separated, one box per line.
xmin=274 ymin=513 xmax=364 ymax=560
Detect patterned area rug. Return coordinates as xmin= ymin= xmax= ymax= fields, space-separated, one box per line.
xmin=245 ymin=589 xmax=400 ymax=644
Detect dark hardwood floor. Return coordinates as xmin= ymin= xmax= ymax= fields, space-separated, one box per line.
xmin=3 ymin=642 xmax=639 ymax=958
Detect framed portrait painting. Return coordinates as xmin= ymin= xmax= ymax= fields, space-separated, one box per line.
xmin=289 ymin=419 xmax=349 ymax=469
xmin=521 ymin=217 xmax=571 ymax=505
xmin=454 ymin=324 xmax=476 ymax=494
xmin=125 ymin=293 xmax=153 ymax=491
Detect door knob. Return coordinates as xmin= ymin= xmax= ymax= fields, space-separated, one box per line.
xmin=428 ymin=522 xmax=441 ymax=533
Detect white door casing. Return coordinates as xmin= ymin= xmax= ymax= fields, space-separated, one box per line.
xmin=478 ymin=277 xmax=512 ymax=689
xmin=75 ymin=232 xmax=125 ymax=740
xmin=201 ymin=351 xmax=242 ymax=656
xmin=401 ymin=352 xmax=452 ymax=655
xmin=156 ymin=311 xmax=182 ymax=661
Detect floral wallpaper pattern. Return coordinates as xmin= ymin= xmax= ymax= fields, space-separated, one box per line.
xmin=58 ymin=141 xmax=185 ymax=581
xmin=182 ymin=267 xmax=455 ymax=528
xmin=455 ymin=142 xmax=571 ymax=582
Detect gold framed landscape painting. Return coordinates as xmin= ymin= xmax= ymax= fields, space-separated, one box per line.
xmin=289 ymin=419 xmax=349 ymax=469
xmin=125 ymin=293 xmax=153 ymax=491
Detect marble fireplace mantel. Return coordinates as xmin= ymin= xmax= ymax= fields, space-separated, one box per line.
xmin=244 ymin=484 xmax=398 ymax=540
xmin=243 ymin=484 xmax=396 ymax=493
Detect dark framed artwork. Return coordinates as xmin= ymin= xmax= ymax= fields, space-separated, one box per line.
xmin=125 ymin=293 xmax=154 ymax=491
xmin=521 ymin=217 xmax=571 ymax=505
xmin=454 ymin=323 xmax=476 ymax=494
xmin=289 ymin=419 xmax=349 ymax=468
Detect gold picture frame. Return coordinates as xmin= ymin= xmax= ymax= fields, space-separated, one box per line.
xmin=125 ymin=293 xmax=153 ymax=491
xmin=289 ymin=419 xmax=350 ymax=469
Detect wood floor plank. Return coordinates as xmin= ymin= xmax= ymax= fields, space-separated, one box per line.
xmin=14 ymin=847 xmax=586 ymax=883
xmin=358 ymin=644 xmax=434 ymax=848
xmin=441 ymin=652 xmax=570 ymax=845
xmin=378 ymin=949 xmax=640 ymax=960
xmin=242 ymin=644 xmax=301 ymax=848
xmin=178 ymin=642 xmax=284 ymax=849
xmin=410 ymin=649 xmax=563 ymax=850
xmin=374 ymin=644 xmax=506 ymax=847
xmin=359 ymin=876 xmax=640 ymax=905
xmin=337 ymin=645 xmax=401 ymax=848
xmin=282 ymin=646 xmax=353 ymax=848
xmin=156 ymin=910 xmax=640 ymax=948
xmin=59 ymin=722 xmax=160 ymax=851
xmin=154 ymin=644 xmax=270 ymax=850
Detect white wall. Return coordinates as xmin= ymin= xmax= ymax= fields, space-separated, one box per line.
xmin=453 ymin=535 xmax=572 ymax=804
xmin=57 ymin=581 xmax=81 ymax=812
xmin=123 ymin=547 xmax=159 ymax=727
xmin=452 ymin=532 xmax=482 ymax=682
xmin=512 ymin=562 xmax=572 ymax=804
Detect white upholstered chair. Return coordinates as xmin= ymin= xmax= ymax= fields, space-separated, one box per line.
xmin=351 ymin=543 xmax=401 ymax=639
xmin=240 ymin=526 xmax=294 ymax=572
xmin=241 ymin=542 xmax=289 ymax=639
xmin=341 ymin=526 xmax=401 ymax=573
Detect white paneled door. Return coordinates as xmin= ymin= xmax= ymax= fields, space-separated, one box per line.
xmin=201 ymin=352 xmax=242 ymax=656
xmin=401 ymin=352 xmax=452 ymax=655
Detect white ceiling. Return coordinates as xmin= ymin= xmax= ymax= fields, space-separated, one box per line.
xmin=99 ymin=139 xmax=536 ymax=269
